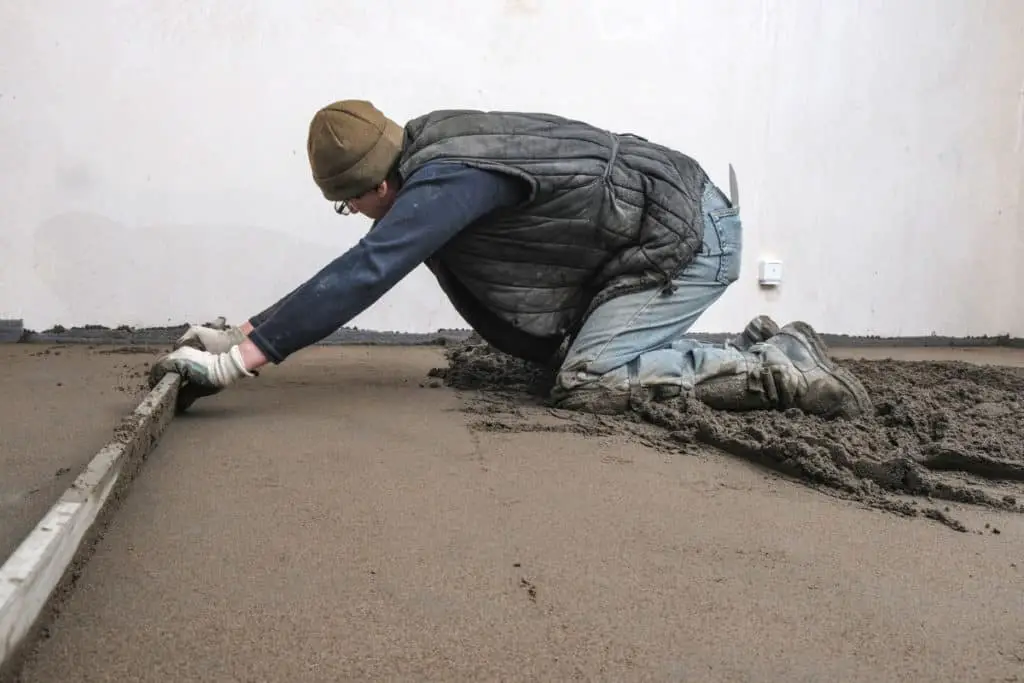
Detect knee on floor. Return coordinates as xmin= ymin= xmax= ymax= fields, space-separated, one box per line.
xmin=554 ymin=363 xmax=628 ymax=394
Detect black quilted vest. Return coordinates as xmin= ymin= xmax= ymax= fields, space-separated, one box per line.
xmin=397 ymin=110 xmax=710 ymax=363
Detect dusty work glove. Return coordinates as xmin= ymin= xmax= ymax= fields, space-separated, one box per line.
xmin=149 ymin=346 xmax=253 ymax=412
xmin=175 ymin=321 xmax=247 ymax=354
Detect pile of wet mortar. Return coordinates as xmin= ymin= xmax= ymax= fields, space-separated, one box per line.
xmin=431 ymin=338 xmax=1024 ymax=530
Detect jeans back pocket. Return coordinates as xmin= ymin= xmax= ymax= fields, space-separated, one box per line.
xmin=705 ymin=205 xmax=743 ymax=286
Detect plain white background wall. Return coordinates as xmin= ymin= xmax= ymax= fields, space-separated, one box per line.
xmin=1 ymin=0 xmax=1022 ymax=336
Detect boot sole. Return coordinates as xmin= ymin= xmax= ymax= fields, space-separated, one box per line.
xmin=783 ymin=321 xmax=873 ymax=419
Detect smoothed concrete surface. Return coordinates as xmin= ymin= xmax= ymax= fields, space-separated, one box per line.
xmin=0 ymin=345 xmax=162 ymax=561
xmin=14 ymin=346 xmax=1024 ymax=681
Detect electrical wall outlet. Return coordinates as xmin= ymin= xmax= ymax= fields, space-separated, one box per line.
xmin=758 ymin=260 xmax=783 ymax=286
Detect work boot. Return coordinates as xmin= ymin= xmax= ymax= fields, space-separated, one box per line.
xmin=695 ymin=321 xmax=873 ymax=420
xmin=727 ymin=315 xmax=780 ymax=350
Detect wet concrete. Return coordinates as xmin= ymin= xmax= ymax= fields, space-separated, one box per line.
xmin=0 ymin=345 xmax=160 ymax=560
xmin=12 ymin=345 xmax=1024 ymax=682
xmin=437 ymin=338 xmax=1024 ymax=531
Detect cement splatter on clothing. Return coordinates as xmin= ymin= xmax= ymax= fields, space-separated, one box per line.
xmin=431 ymin=337 xmax=1024 ymax=531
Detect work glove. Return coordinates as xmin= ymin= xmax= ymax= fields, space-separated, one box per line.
xmin=175 ymin=321 xmax=247 ymax=354
xmin=149 ymin=345 xmax=253 ymax=412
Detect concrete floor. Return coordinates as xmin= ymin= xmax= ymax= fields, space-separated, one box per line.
xmin=0 ymin=345 xmax=162 ymax=561
xmin=10 ymin=344 xmax=1024 ymax=682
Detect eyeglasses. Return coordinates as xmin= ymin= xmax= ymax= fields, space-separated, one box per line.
xmin=333 ymin=201 xmax=353 ymax=216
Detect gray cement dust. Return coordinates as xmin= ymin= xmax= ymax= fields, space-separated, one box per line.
xmin=432 ymin=337 xmax=1024 ymax=531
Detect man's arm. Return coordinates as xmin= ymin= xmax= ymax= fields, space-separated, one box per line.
xmin=150 ymin=161 xmax=527 ymax=397
xmin=245 ymin=162 xmax=526 ymax=364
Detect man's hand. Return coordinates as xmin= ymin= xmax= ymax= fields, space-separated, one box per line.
xmin=175 ymin=323 xmax=247 ymax=354
xmin=149 ymin=346 xmax=253 ymax=411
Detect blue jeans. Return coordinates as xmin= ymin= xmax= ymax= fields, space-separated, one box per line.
xmin=555 ymin=180 xmax=745 ymax=397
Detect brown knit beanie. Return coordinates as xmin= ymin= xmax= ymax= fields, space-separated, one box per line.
xmin=307 ymin=100 xmax=404 ymax=201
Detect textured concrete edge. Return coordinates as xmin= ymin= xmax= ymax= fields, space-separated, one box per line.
xmin=0 ymin=373 xmax=181 ymax=682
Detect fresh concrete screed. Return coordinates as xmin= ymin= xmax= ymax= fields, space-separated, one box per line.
xmin=0 ymin=342 xmax=1022 ymax=681
xmin=0 ymin=367 xmax=180 ymax=679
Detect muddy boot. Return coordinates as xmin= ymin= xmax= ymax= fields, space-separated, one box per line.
xmin=695 ymin=321 xmax=872 ymax=420
xmin=727 ymin=315 xmax=780 ymax=351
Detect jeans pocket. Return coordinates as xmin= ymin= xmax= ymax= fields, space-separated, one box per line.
xmin=706 ymin=206 xmax=743 ymax=286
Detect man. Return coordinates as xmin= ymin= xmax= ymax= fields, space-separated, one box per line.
xmin=150 ymin=100 xmax=871 ymax=419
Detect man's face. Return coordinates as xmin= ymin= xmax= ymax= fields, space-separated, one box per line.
xmin=337 ymin=181 xmax=396 ymax=221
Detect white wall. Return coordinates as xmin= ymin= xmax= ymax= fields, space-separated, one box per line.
xmin=2 ymin=0 xmax=1022 ymax=337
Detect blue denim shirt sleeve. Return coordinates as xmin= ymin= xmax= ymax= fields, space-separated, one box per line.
xmin=247 ymin=162 xmax=527 ymax=363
